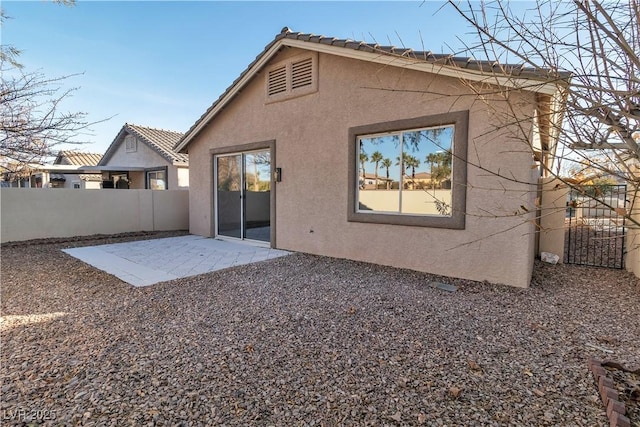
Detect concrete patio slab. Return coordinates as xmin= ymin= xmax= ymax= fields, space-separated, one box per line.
xmin=63 ymin=235 xmax=290 ymax=287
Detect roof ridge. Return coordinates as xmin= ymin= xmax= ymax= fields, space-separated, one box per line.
xmin=279 ymin=28 xmax=561 ymax=73
xmin=59 ymin=150 xmax=103 ymax=156
xmin=125 ymin=123 xmax=184 ymax=135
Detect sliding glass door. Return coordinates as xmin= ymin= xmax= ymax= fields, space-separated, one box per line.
xmin=216 ymin=150 xmax=271 ymax=242
xmin=216 ymin=154 xmax=243 ymax=239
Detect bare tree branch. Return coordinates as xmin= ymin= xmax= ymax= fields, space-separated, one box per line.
xmin=1 ymin=63 xmax=106 ymax=172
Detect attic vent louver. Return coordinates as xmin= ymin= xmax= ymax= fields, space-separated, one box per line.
xmin=291 ymin=58 xmax=313 ymax=89
xmin=267 ymin=66 xmax=287 ymax=96
xmin=265 ymin=52 xmax=317 ymax=103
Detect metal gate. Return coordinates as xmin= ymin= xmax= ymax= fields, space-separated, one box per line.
xmin=564 ymin=184 xmax=627 ymax=269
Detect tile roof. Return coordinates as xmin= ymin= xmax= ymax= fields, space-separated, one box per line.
xmin=53 ymin=151 xmax=103 ymax=181
xmin=413 ymin=172 xmax=432 ymax=179
xmin=175 ymin=27 xmax=571 ymax=153
xmin=125 ymin=124 xmax=188 ymax=163
xmin=55 ymin=151 xmax=102 ymax=166
xmin=278 ymin=28 xmax=554 ymax=78
xmin=100 ymin=124 xmax=187 ymax=165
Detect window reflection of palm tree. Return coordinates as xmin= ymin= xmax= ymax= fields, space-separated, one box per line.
xmin=430 ymin=151 xmax=452 ymax=189
xmin=404 ymin=155 xmax=420 ymax=189
xmin=381 ymin=158 xmax=392 ymax=189
xmin=370 ymin=151 xmax=383 ymax=190
xmin=359 ymin=152 xmax=368 ymax=189
xmin=425 ymin=152 xmax=438 ymax=192
xmin=395 ymin=154 xmax=405 ymax=177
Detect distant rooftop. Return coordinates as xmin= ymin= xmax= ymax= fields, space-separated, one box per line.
xmin=55 ymin=151 xmax=102 ymax=166
xmin=101 ymin=124 xmax=187 ymax=165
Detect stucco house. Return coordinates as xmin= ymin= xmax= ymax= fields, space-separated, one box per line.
xmin=0 ymin=158 xmax=31 ymax=188
xmin=175 ymin=28 xmax=568 ymax=288
xmin=99 ymin=124 xmax=188 ymax=190
xmin=48 ymin=151 xmax=103 ymax=189
xmin=1 ymin=152 xmax=102 ymax=188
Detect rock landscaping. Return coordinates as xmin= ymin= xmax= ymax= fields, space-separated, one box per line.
xmin=1 ymin=232 xmax=639 ymax=426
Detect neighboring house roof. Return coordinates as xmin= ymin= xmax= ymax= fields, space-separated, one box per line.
xmin=412 ymin=172 xmax=432 ymax=180
xmin=360 ymin=173 xmax=392 ymax=181
xmin=54 ymin=151 xmax=102 ymax=166
xmin=100 ymin=123 xmax=187 ymax=166
xmin=175 ymin=27 xmax=571 ymax=153
xmin=52 ymin=151 xmax=103 ymax=182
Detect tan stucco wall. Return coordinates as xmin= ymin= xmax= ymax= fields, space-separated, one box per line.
xmin=627 ymin=227 xmax=640 ymax=278
xmin=359 ymin=190 xmax=452 ymax=216
xmin=187 ymin=48 xmax=539 ymax=287
xmin=626 ymin=181 xmax=640 ymax=278
xmin=539 ymin=177 xmax=569 ymax=260
xmin=106 ymin=135 xmax=168 ymax=168
xmin=0 ymin=188 xmax=188 ymax=243
xmin=57 ymin=173 xmax=102 ymax=189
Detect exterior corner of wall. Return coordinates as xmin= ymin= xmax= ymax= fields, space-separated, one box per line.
xmin=538 ymin=177 xmax=568 ymax=261
xmin=626 ymin=227 xmax=640 ymax=278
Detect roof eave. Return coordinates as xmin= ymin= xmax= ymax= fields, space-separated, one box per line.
xmin=98 ymin=125 xmax=129 ymax=166
xmin=175 ymin=40 xmax=285 ymax=153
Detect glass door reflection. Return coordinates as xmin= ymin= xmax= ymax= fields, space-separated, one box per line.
xmin=216 ymin=150 xmax=271 ymax=243
xmin=216 ymin=154 xmax=242 ymax=238
xmin=244 ymin=151 xmax=271 ymax=242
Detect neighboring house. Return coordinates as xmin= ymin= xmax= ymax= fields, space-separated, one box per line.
xmin=175 ymin=28 xmax=568 ymax=288
xmin=98 ymin=124 xmax=188 ymax=190
xmin=359 ymin=173 xmax=393 ymax=190
xmin=0 ymin=158 xmax=31 ymax=188
xmin=49 ymin=151 xmax=103 ymax=189
xmin=5 ymin=151 xmax=103 ymax=188
xmin=406 ymin=172 xmax=432 ymax=190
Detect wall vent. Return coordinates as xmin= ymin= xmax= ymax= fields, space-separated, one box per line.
xmin=291 ymin=58 xmax=313 ymax=90
xmin=265 ymin=53 xmax=318 ymax=102
xmin=267 ymin=66 xmax=287 ymax=96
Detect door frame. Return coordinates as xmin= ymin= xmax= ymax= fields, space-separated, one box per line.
xmin=210 ymin=140 xmax=276 ymax=247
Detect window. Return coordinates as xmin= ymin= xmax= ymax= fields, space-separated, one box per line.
xmin=348 ymin=111 xmax=468 ymax=229
xmin=265 ymin=53 xmax=318 ymax=102
xmin=147 ymin=169 xmax=166 ymax=190
xmin=72 ymin=182 xmax=81 ymax=189
xmin=125 ymin=135 xmax=137 ymax=152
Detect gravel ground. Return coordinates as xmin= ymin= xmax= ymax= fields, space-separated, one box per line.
xmin=1 ymin=232 xmax=639 ymax=426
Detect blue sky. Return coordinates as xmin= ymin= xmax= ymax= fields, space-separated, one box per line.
xmin=2 ymin=1 xmax=532 ymax=155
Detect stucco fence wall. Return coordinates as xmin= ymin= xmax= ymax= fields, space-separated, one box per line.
xmin=0 ymin=188 xmax=189 ymax=243
xmin=538 ymin=177 xmax=640 ymax=279
xmin=626 ymin=182 xmax=640 ymax=278
xmin=358 ymin=190 xmax=452 ymax=215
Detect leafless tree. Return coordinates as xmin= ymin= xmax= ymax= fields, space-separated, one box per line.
xmin=1 ymin=65 xmax=95 ymax=171
xmin=445 ymin=0 xmax=639 ymax=229
xmin=0 ymin=0 xmax=101 ymax=178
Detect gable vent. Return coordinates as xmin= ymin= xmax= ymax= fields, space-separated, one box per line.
xmin=265 ymin=53 xmax=318 ymax=103
xmin=267 ymin=66 xmax=287 ymax=96
xmin=291 ymin=58 xmax=313 ymax=90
